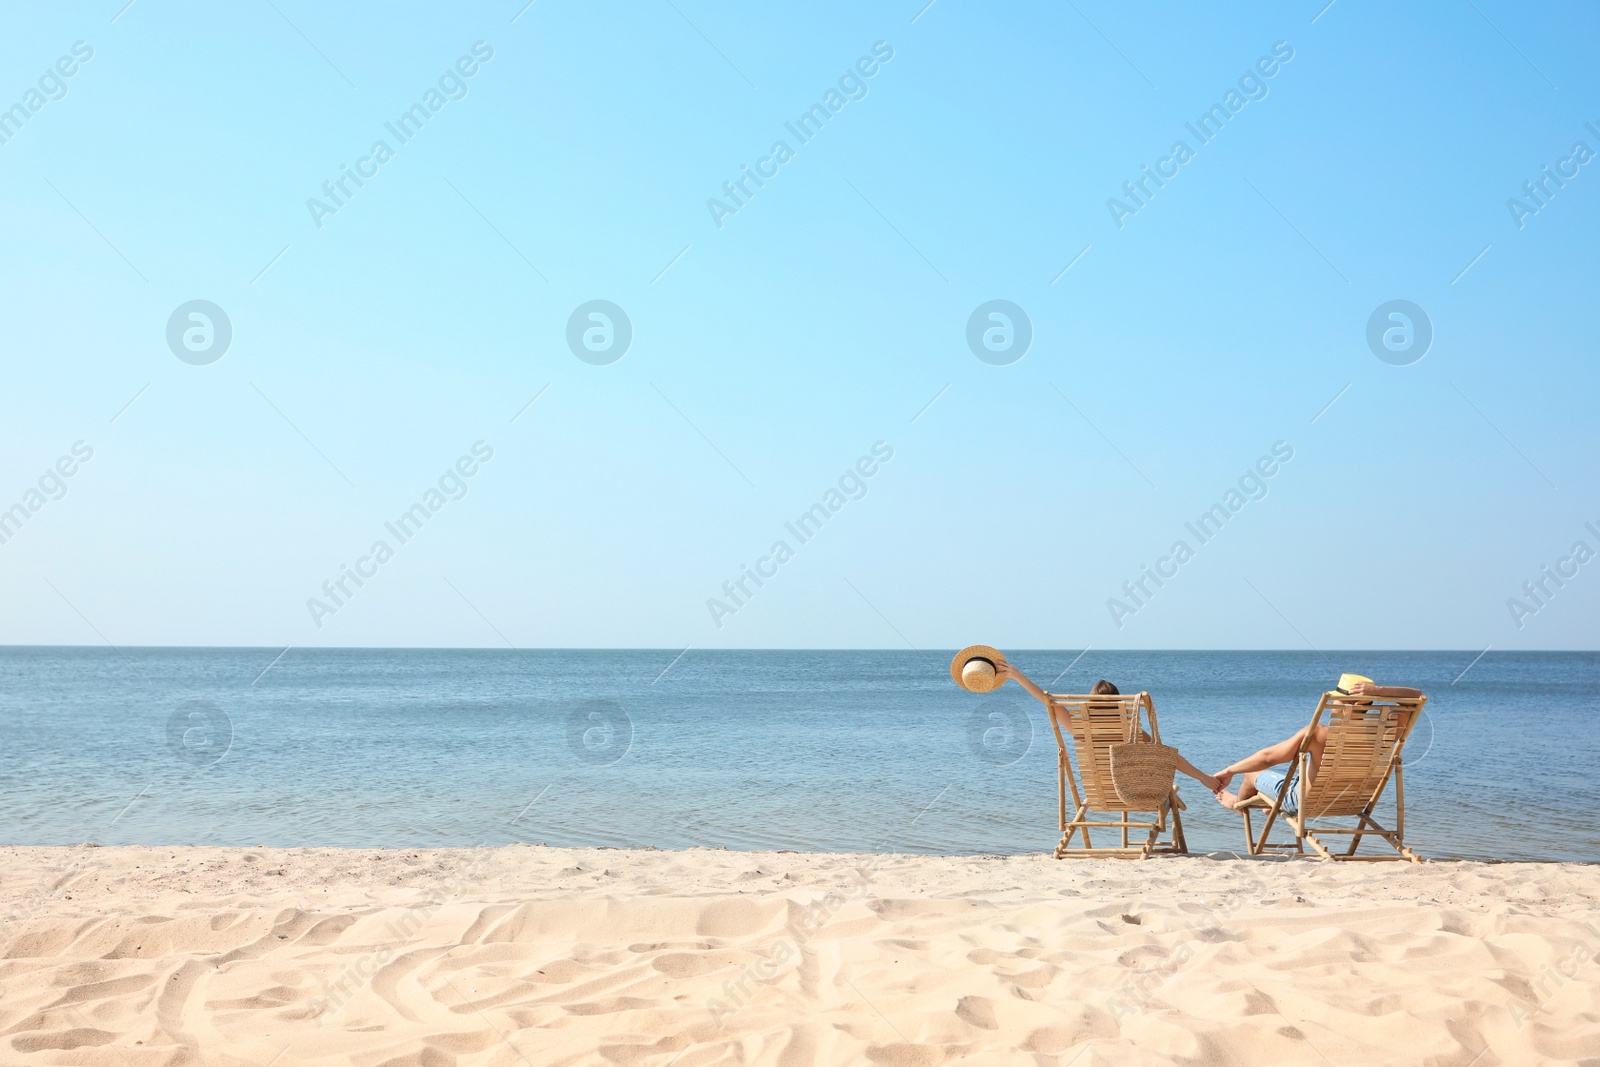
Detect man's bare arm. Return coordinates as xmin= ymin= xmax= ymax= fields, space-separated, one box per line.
xmin=1348 ymin=682 xmax=1422 ymax=699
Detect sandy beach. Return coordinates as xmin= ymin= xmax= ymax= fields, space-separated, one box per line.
xmin=1 ymin=846 xmax=1596 ymax=1065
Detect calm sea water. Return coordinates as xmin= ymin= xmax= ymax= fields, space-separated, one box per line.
xmin=1 ymin=648 xmax=1595 ymax=862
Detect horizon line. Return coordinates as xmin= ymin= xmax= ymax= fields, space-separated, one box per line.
xmin=0 ymin=645 xmax=1592 ymax=654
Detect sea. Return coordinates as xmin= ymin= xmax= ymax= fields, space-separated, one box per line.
xmin=1 ymin=648 xmax=1594 ymax=862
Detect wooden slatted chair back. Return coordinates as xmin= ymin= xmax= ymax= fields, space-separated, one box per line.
xmin=1048 ymin=692 xmax=1160 ymax=812
xmin=1300 ymin=696 xmax=1420 ymax=819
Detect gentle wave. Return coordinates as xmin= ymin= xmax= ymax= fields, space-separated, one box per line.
xmin=2 ymin=647 xmax=1595 ymax=861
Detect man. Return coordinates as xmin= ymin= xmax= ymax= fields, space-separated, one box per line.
xmin=1212 ymin=680 xmax=1423 ymax=813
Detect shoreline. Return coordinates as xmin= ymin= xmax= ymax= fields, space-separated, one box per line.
xmin=4 ymin=846 xmax=1598 ymax=1064
xmin=5 ymin=841 xmax=1589 ymax=864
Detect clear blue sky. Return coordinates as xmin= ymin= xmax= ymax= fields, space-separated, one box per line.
xmin=2 ymin=0 xmax=1596 ymax=650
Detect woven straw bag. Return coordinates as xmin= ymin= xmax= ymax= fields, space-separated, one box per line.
xmin=1109 ymin=717 xmax=1178 ymax=809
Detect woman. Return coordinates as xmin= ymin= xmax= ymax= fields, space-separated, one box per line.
xmin=998 ymin=665 xmax=1219 ymax=792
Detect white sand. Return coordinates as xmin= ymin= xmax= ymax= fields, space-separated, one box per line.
xmin=2 ymin=845 xmax=1597 ymax=1065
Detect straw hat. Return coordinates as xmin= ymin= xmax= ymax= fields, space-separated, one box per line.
xmin=950 ymin=645 xmax=1007 ymax=693
xmin=1336 ymin=673 xmax=1373 ymax=695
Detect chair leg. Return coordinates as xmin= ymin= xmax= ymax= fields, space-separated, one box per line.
xmin=1055 ymin=805 xmax=1184 ymax=859
xmin=1241 ymin=807 xmax=1255 ymax=853
xmin=1351 ymin=813 xmax=1422 ymax=863
xmin=1140 ymin=810 xmax=1162 ymax=858
xmin=1058 ymin=756 xmax=1067 ymax=833
xmin=1290 ymin=813 xmax=1307 ymax=855
xmin=1255 ymin=805 xmax=1283 ymax=856
xmin=1345 ymin=805 xmax=1374 ymax=856
xmin=1298 ymin=814 xmax=1420 ymax=862
xmin=1055 ymin=803 xmax=1090 ymax=858
xmin=1059 ymin=804 xmax=1088 ymax=850
xmin=1394 ymin=758 xmax=1409 ymax=852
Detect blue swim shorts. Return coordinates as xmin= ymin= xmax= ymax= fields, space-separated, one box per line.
xmin=1253 ymin=766 xmax=1299 ymax=814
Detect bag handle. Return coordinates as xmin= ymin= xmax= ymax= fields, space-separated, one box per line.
xmin=1125 ymin=701 xmax=1146 ymax=746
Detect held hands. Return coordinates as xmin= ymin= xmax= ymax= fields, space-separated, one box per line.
xmin=1210 ymin=771 xmax=1233 ymax=795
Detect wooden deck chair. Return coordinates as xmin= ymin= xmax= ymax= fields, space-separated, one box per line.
xmin=1044 ymin=690 xmax=1187 ymax=859
xmin=949 ymin=648 xmax=1186 ymax=859
xmin=1238 ymin=691 xmax=1427 ymax=862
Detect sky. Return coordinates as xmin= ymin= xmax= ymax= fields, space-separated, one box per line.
xmin=1 ymin=0 xmax=1596 ymax=651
